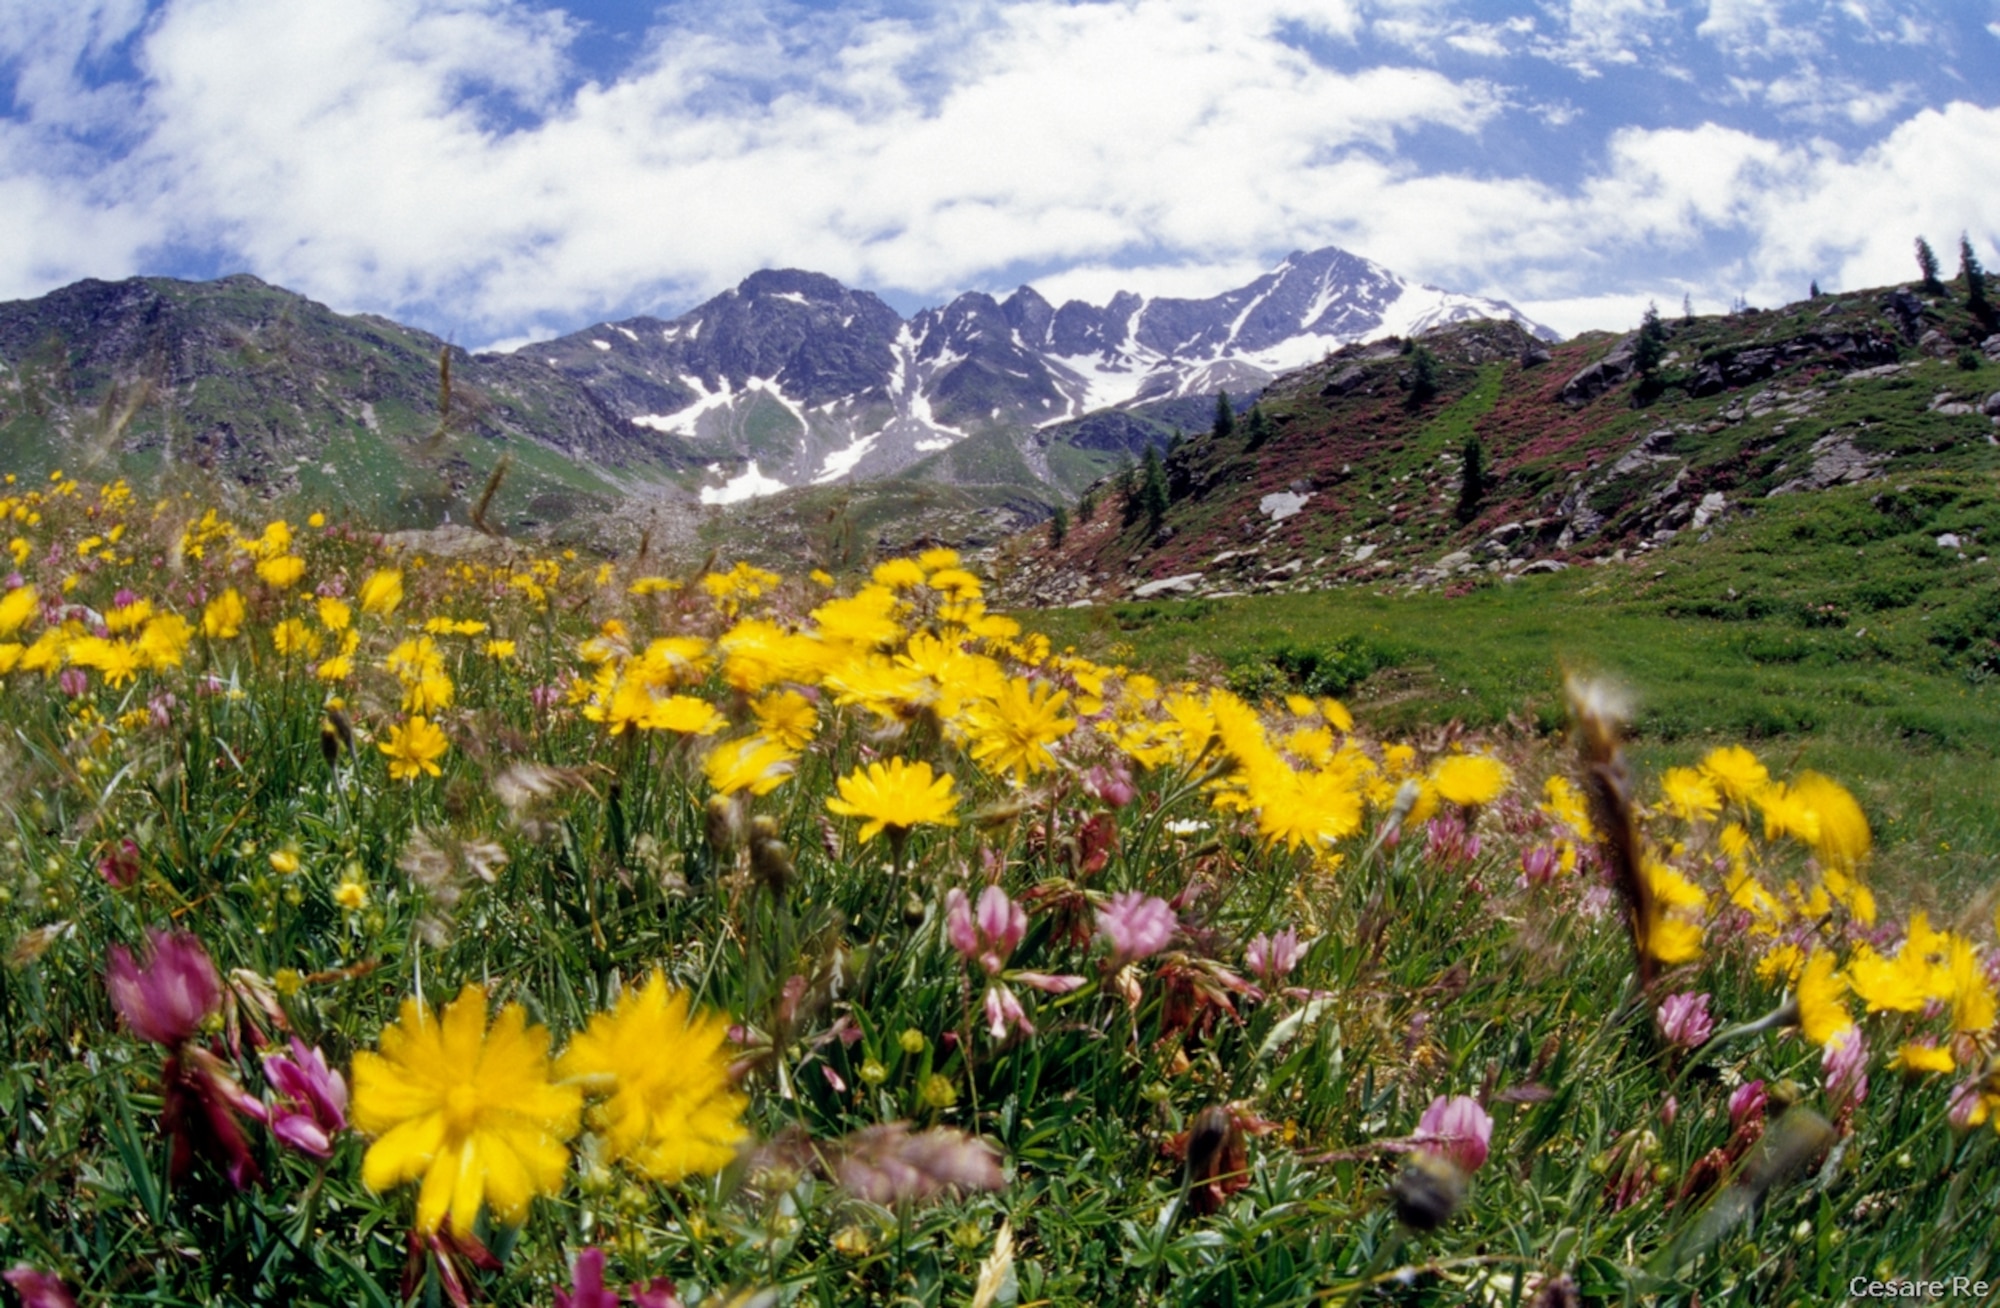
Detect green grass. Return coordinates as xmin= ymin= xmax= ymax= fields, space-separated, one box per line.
xmin=1029 ymin=477 xmax=2000 ymax=903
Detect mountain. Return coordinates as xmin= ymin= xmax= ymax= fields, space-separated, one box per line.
xmin=527 ymin=247 xmax=1553 ymax=505
xmin=0 ymin=248 xmax=1548 ymax=547
xmin=992 ymin=279 xmax=2000 ymax=608
xmin=0 ymin=273 xmax=697 ymax=532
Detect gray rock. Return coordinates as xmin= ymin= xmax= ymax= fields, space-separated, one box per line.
xmin=1937 ymin=533 xmax=1962 ymax=550
xmin=1521 ymin=559 xmax=1569 ymax=574
xmin=1983 ymin=391 xmax=2000 ymax=417
xmin=1436 ymin=550 xmax=1474 ymax=569
xmin=1131 ymin=573 xmax=1203 ymax=598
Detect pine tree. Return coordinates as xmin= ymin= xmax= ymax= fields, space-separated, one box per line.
xmin=1681 ymin=293 xmax=1694 ymax=325
xmin=1916 ymin=236 xmax=1944 ymax=293
xmin=1139 ymin=445 xmax=1168 ymax=537
xmin=1077 ymin=486 xmax=1098 ymax=523
xmin=1455 ymin=436 xmax=1486 ymax=524
xmin=1243 ymin=404 xmax=1271 ymax=452
xmin=1117 ymin=458 xmax=1140 ymax=526
xmin=1633 ymin=302 xmax=1667 ymax=376
xmin=1407 ymin=346 xmax=1439 ymax=406
xmin=1962 ymin=234 xmax=1992 ymax=326
xmin=1809 ymin=280 xmax=1821 ymax=300
xmin=1048 ymin=504 xmax=1069 ymax=550
xmin=1211 ymin=392 xmax=1234 ymax=442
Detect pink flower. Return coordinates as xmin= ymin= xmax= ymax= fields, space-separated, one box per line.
xmin=1096 ymin=891 xmax=1177 ymax=966
xmin=1656 ymin=992 xmax=1713 ymax=1049
xmin=262 ymin=1039 xmax=349 ymax=1159
xmin=1423 ymin=815 xmax=1480 ymax=867
xmin=945 ymin=885 xmax=1024 ymax=974
xmin=1414 ymin=1094 xmax=1493 ymax=1173
xmin=555 ymin=1248 xmax=620 ymax=1308
xmin=1083 ymin=762 xmax=1137 ymax=808
xmin=58 ymin=668 xmax=88 ymax=698
xmin=1822 ymin=1028 xmax=1869 ymax=1116
xmin=1947 ymin=1081 xmax=1983 ymax=1132
xmin=106 ymin=929 xmax=221 ymax=1047
xmin=983 ymin=984 xmax=1033 ymax=1040
xmin=97 ymin=839 xmax=141 ymax=890
xmin=3 ymin=1266 xmax=78 ymax=1308
xmin=1245 ymin=927 xmax=1304 ymax=986
xmin=1728 ymin=1079 xmax=1768 ymax=1131
xmin=1519 ymin=844 xmax=1560 ymax=887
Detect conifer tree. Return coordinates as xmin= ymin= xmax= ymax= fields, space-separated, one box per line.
xmin=1077 ymin=485 xmax=1097 ymax=523
xmin=1916 ymin=236 xmax=1944 ymax=293
xmin=1139 ymin=445 xmax=1168 ymax=537
xmin=1633 ymin=302 xmax=1667 ymax=376
xmin=1455 ymin=435 xmax=1486 ymax=524
xmin=1408 ymin=346 xmax=1439 ymax=406
xmin=1212 ymin=392 xmax=1234 ymax=442
xmin=1048 ymin=504 xmax=1068 ymax=550
xmin=1962 ymin=234 xmax=1992 ymax=327
xmin=1117 ymin=457 xmax=1139 ymax=527
xmin=1243 ymin=403 xmax=1271 ymax=452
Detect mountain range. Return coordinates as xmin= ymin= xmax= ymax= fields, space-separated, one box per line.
xmin=0 ymin=248 xmax=1548 ymax=541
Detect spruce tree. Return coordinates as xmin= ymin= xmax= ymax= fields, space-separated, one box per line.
xmin=1916 ymin=236 xmax=1944 ymax=293
xmin=1633 ymin=302 xmax=1667 ymax=376
xmin=1048 ymin=504 xmax=1068 ymax=550
xmin=1243 ymin=404 xmax=1271 ymax=452
xmin=1962 ymin=234 xmax=1992 ymax=327
xmin=1212 ymin=391 xmax=1235 ymax=442
xmin=1117 ymin=458 xmax=1140 ymax=527
xmin=1408 ymin=346 xmax=1439 ymax=406
xmin=1077 ymin=486 xmax=1097 ymax=523
xmin=1139 ymin=445 xmax=1169 ymax=537
xmin=1455 ymin=436 xmax=1486 ymax=524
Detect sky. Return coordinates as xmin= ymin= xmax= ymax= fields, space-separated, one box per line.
xmin=3 ymin=0 xmax=1998 ymax=350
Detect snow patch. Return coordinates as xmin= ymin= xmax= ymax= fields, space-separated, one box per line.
xmin=615 ymin=326 xmax=638 ymax=342
xmin=1260 ymin=491 xmax=1312 ymax=521
xmin=591 ymin=339 xmax=611 ymax=351
xmin=631 ymin=375 xmax=735 ymax=435
xmin=772 ymin=291 xmax=809 ymax=305
xmin=814 ymin=433 xmax=878 ymax=483
xmin=699 ymin=461 xmax=789 ymax=505
xmin=912 ymin=438 xmax=952 ymax=452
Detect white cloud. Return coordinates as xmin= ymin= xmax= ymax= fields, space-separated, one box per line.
xmin=1 ymin=0 xmax=1994 ymax=348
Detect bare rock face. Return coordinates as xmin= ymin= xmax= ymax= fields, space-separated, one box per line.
xmin=1766 ymin=433 xmax=1886 ymax=497
xmin=1558 ymin=333 xmax=1638 ymax=406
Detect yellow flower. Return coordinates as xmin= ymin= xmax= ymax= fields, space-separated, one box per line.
xmin=826 ymin=757 xmax=960 ymax=844
xmin=333 ymin=877 xmax=369 ymax=911
xmin=256 ymin=554 xmax=308 ymax=589
xmin=352 ymin=984 xmax=582 ymax=1234
xmin=704 ymin=735 xmax=798 ymax=797
xmin=1845 ymin=943 xmax=1926 ymax=1013
xmin=1889 ymin=1041 xmax=1956 ymax=1075
xmin=380 ymin=715 xmax=450 ymax=781
xmin=483 ymin=639 xmax=516 ymax=660
xmin=1658 ymin=767 xmax=1721 ymax=824
xmin=273 ymin=618 xmax=321 ymax=658
xmin=318 ymin=597 xmax=352 ymax=631
xmin=359 ymin=568 xmax=404 ymax=616
xmin=1252 ymin=761 xmax=1365 ymax=852
xmin=402 ymin=672 xmax=455 ymax=716
xmin=555 ymin=972 xmax=748 ymax=1183
xmin=1700 ymin=744 xmax=1769 ymax=807
xmin=641 ymin=694 xmax=726 ymax=736
xmin=965 ymin=678 xmax=1074 ymax=782
xmin=751 ymin=689 xmax=819 ymax=750
xmin=1638 ymin=856 xmax=1707 ymax=965
xmin=1948 ymin=935 xmax=1996 ymax=1036
xmin=1430 ymin=753 xmax=1510 ymax=807
xmin=269 ymin=849 xmax=300 ymax=875
xmin=1789 ymin=771 xmax=1870 ymax=874
xmin=203 ymin=588 xmax=246 ymax=639
xmin=316 ymin=654 xmax=353 ymax=682
xmin=137 ymin=613 xmax=193 ymax=670
xmin=1795 ymin=949 xmax=1854 ymax=1047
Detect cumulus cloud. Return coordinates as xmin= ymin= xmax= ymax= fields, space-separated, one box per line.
xmin=0 ymin=0 xmax=1994 ymax=341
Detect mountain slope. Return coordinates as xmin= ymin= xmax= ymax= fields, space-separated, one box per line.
xmin=997 ymin=279 xmax=2000 ymax=608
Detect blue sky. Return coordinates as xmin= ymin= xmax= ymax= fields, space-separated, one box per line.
xmin=3 ymin=0 xmax=1997 ymax=349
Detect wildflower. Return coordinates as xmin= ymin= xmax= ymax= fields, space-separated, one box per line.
xmin=751 ymin=688 xmax=818 ymax=750
xmin=1794 ymin=949 xmax=1854 ymax=1047
xmin=1638 ymin=856 xmax=1707 ymax=966
xmin=0 ymin=583 xmax=38 ymax=637
xmin=964 ymin=678 xmax=1074 ymax=782
xmin=1082 ymin=761 xmax=1137 ymax=809
xmin=1821 ymin=1028 xmax=1869 ymax=1115
xmin=358 ymin=568 xmax=403 ymax=615
xmin=380 ymin=715 xmax=449 ymax=781
xmin=946 ymin=886 xmax=1025 ymax=975
xmin=919 ymin=1073 xmax=958 ymax=1110
xmin=1519 ymin=844 xmax=1560 ymax=887
xmin=256 ymin=554 xmax=307 ymax=589
xmin=825 ymin=757 xmax=959 ymax=845
xmin=352 ymin=984 xmax=582 ymax=1234
xmin=1728 ymin=1080 xmax=1767 ymax=1132
xmin=1096 ymin=892 xmax=1176 ymax=967
xmin=268 ymin=848 xmax=300 ymax=875
xmin=555 ymin=972 xmax=748 ymax=1185
xmin=1656 ymin=992 xmax=1714 ymax=1049
xmin=202 ymin=587 xmax=245 ymax=639
xmin=831 ymin=1122 xmax=1004 ymax=1204
xmin=555 ymin=1248 xmax=621 ymax=1308
xmin=1948 ymin=935 xmax=1996 ymax=1036
xmin=262 ymin=1039 xmax=349 ymax=1158
xmin=1245 ymin=927 xmax=1304 ymax=987
xmin=1699 ymin=744 xmax=1768 ymax=806
xmin=98 ymin=838 xmax=142 ymax=889
xmin=107 ymin=929 xmax=221 ymax=1047
xmin=1890 ymin=1041 xmax=1955 ymax=1075
xmin=1658 ymin=767 xmax=1721 ymax=824
xmin=1413 ymin=1094 xmax=1493 ymax=1173
xmin=333 ymin=877 xmax=369 ymax=911
xmin=3 ymin=1266 xmax=78 ymax=1308
xmin=1789 ymin=771 xmax=1870 ymax=874
xmin=702 ymin=735 xmax=797 ymax=797
xmin=1430 ymin=753 xmax=1509 ymax=807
